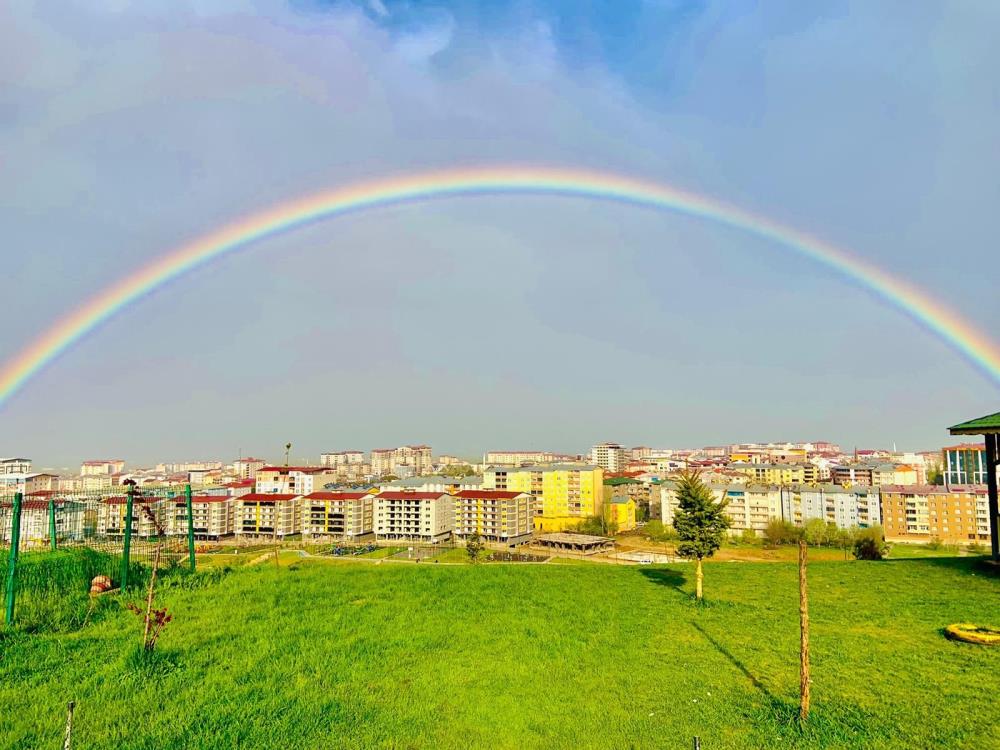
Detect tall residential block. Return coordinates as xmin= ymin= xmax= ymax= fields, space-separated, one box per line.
xmin=374 ymin=491 xmax=454 ymax=541
xmin=453 ymin=490 xmax=534 ymax=544
xmin=302 ymin=491 xmax=374 ymax=540
xmin=881 ymin=484 xmax=989 ymax=544
xmin=235 ymin=493 xmax=301 ymax=538
xmin=483 ymin=464 xmax=604 ymax=532
xmin=591 ymin=443 xmax=627 ymax=473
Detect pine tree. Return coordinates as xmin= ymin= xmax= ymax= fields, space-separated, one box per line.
xmin=672 ymin=470 xmax=731 ymax=601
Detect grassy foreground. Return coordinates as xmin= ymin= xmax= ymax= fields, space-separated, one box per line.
xmin=2 ymin=557 xmax=999 ymax=749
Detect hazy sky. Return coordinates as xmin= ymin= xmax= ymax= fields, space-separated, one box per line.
xmin=2 ymin=0 xmax=999 ymax=468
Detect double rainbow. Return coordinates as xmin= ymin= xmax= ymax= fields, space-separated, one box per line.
xmin=2 ymin=165 xmax=999 ymax=408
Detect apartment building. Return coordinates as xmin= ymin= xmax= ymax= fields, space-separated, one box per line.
xmin=591 ymin=443 xmax=628 ymax=473
xmin=483 ymin=464 xmax=604 ymax=532
xmin=371 ymin=445 xmax=434 ymax=477
xmin=380 ymin=475 xmax=482 ymax=495
xmin=0 ymin=496 xmax=85 ymax=545
xmin=81 ymin=459 xmax=125 ymax=476
xmin=235 ymin=493 xmax=301 ymax=538
xmin=232 ymin=457 xmax=267 ymax=480
xmin=729 ymin=463 xmax=818 ymax=485
xmin=660 ymin=482 xmax=782 ymax=535
xmin=0 ymin=473 xmax=58 ymax=497
xmin=830 ymin=462 xmax=917 ymax=487
xmin=374 ymin=491 xmax=454 ymax=542
xmin=0 ymin=458 xmax=32 ymax=475
xmin=607 ymin=495 xmax=637 ymax=532
xmin=782 ymin=484 xmax=882 ymax=529
xmin=453 ymin=490 xmax=534 ymax=544
xmin=881 ymin=485 xmax=989 ymax=544
xmin=484 ymin=450 xmax=555 ymax=466
xmin=302 ymin=492 xmax=374 ymax=540
xmin=97 ymin=496 xmax=167 ymax=538
xmin=255 ymin=466 xmax=339 ymax=495
xmin=320 ymin=451 xmax=365 ymax=467
xmin=942 ymin=444 xmax=988 ymax=486
xmin=167 ymin=495 xmax=235 ymax=540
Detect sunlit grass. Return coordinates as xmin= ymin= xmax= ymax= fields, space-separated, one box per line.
xmin=1 ymin=557 xmax=998 ymax=749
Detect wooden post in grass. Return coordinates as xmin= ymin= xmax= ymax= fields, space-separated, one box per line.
xmin=798 ymin=539 xmax=810 ymax=721
xmin=63 ymin=701 xmax=75 ymax=750
xmin=4 ymin=492 xmax=23 ymax=626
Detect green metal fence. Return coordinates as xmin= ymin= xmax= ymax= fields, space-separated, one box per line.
xmin=1 ymin=484 xmax=198 ymax=628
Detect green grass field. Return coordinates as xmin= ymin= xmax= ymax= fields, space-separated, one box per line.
xmin=2 ymin=556 xmax=999 ymax=749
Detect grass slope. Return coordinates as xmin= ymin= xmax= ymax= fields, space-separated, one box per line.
xmin=2 ymin=558 xmax=999 ymax=749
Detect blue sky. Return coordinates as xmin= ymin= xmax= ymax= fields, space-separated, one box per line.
xmin=1 ymin=0 xmax=998 ymax=467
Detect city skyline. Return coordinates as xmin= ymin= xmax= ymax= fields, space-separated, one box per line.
xmin=2 ymin=1 xmax=998 ymax=462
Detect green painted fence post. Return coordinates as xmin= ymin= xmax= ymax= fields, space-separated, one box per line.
xmin=121 ymin=484 xmax=135 ymax=590
xmin=186 ymin=484 xmax=196 ymax=572
xmin=5 ymin=492 xmax=24 ymax=627
xmin=48 ymin=497 xmax=57 ymax=551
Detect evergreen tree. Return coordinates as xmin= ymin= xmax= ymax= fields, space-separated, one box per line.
xmin=672 ymin=471 xmax=731 ymax=600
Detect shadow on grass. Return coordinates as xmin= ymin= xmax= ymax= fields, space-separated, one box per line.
xmin=691 ymin=621 xmax=775 ymax=702
xmin=882 ymin=556 xmax=999 ymax=576
xmin=635 ymin=566 xmax=687 ymax=594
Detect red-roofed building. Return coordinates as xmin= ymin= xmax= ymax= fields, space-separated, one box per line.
xmin=453 ymin=489 xmax=534 ymax=544
xmin=302 ymin=492 xmax=374 ymax=540
xmin=235 ymin=493 xmax=301 ymax=538
xmin=375 ymin=491 xmax=453 ymax=542
xmin=224 ymin=479 xmax=255 ymax=498
xmin=168 ymin=495 xmax=236 ymax=540
xmin=97 ymin=496 xmax=167 ymax=538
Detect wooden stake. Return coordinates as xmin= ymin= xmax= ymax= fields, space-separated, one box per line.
xmin=798 ymin=539 xmax=810 ymax=721
xmin=63 ymin=701 xmax=75 ymax=750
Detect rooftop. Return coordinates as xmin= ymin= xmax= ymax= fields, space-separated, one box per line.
xmin=949 ymin=411 xmax=1000 ymax=436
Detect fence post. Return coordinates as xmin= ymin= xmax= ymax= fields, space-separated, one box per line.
xmin=5 ymin=492 xmax=24 ymax=626
xmin=49 ymin=497 xmax=58 ymax=551
xmin=121 ymin=484 xmax=135 ymax=590
xmin=185 ymin=484 xmax=196 ymax=572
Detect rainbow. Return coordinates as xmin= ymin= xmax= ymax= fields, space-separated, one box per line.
xmin=2 ymin=165 xmax=999 ymax=408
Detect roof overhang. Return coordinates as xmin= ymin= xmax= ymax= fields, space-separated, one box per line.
xmin=949 ymin=411 xmax=1000 ymax=436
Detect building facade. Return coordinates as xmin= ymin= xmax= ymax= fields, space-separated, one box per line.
xmin=942 ymin=444 xmax=988 ymax=486
xmin=374 ymin=491 xmax=454 ymax=541
xmin=453 ymin=490 xmax=534 ymax=544
xmin=881 ymin=485 xmax=989 ymax=544
xmin=371 ymin=446 xmax=434 ymax=477
xmin=483 ymin=464 xmax=604 ymax=532
xmin=168 ymin=495 xmax=235 ymax=540
xmin=235 ymin=493 xmax=301 ymax=538
xmin=302 ymin=492 xmax=374 ymax=540
xmin=591 ymin=443 xmax=627 ymax=473
xmin=0 ymin=497 xmax=86 ymax=545
xmin=255 ymin=467 xmax=339 ymax=495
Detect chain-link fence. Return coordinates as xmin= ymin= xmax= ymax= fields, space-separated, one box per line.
xmin=1 ymin=485 xmax=198 ymax=628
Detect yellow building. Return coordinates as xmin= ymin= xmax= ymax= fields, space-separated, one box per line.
xmin=606 ymin=495 xmax=636 ymax=532
xmin=484 ymin=464 xmax=604 ymax=531
xmin=729 ymin=463 xmax=817 ymax=485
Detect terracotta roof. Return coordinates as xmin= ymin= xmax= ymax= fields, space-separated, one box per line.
xmin=259 ymin=466 xmax=329 ymax=474
xmin=376 ymin=491 xmax=447 ymax=500
xmin=881 ymin=484 xmax=987 ymax=495
xmin=454 ymin=490 xmax=522 ymax=499
xmin=172 ymin=495 xmax=233 ymax=505
xmin=305 ymin=492 xmax=368 ymax=501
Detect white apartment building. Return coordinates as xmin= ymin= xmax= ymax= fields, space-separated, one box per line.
xmin=371 ymin=445 xmax=434 ymax=477
xmin=302 ymin=492 xmax=374 ymax=540
xmin=255 ymin=466 xmax=339 ymax=495
xmin=0 ymin=458 xmax=32 ymax=475
xmin=453 ymin=490 xmax=535 ymax=545
xmin=320 ymin=451 xmax=365 ymax=467
xmin=0 ymin=496 xmax=86 ymax=545
xmin=660 ymin=482 xmax=783 ymax=535
xmin=0 ymin=473 xmax=59 ymax=498
xmin=484 ymin=450 xmax=556 ymax=466
xmin=235 ymin=493 xmax=301 ymax=538
xmin=81 ymin=460 xmax=125 ymax=476
xmin=232 ymin=458 xmax=267 ymax=480
xmin=167 ymin=495 xmax=236 ymax=540
xmin=591 ymin=443 xmax=627 ymax=473
xmin=380 ymin=475 xmax=482 ymax=494
xmin=783 ymin=485 xmax=882 ymax=529
xmin=374 ymin=491 xmax=454 ymax=542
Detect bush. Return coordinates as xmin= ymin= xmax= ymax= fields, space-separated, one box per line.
xmin=763 ymin=519 xmax=801 ymax=546
xmin=643 ymin=520 xmax=677 ymax=542
xmin=735 ymin=529 xmax=760 ymax=546
xmin=853 ymin=526 xmax=888 ymax=560
xmin=803 ymin=518 xmax=830 ymax=546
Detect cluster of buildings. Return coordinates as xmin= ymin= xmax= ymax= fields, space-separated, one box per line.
xmin=1 ymin=437 xmax=994 ymax=549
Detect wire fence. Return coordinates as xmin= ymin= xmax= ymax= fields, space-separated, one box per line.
xmin=1 ymin=485 xmax=198 ymax=627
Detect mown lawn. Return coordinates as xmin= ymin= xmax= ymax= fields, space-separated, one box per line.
xmin=2 ymin=557 xmax=999 ymax=749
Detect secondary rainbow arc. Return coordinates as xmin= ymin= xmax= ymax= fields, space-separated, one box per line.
xmin=2 ymin=165 xmax=999 ymax=409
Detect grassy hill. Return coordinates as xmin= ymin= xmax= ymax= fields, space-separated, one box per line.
xmin=2 ymin=556 xmax=999 ymax=749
